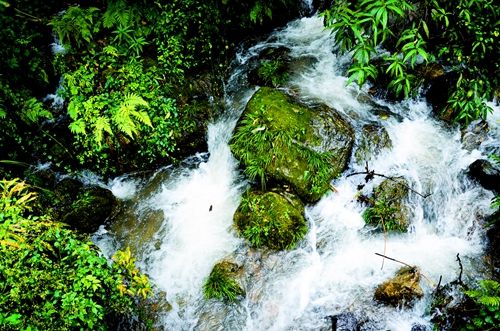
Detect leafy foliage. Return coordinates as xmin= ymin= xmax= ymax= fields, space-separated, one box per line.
xmin=322 ymin=0 xmax=500 ymax=124
xmin=363 ymin=199 xmax=404 ymax=232
xmin=464 ymin=280 xmax=500 ymax=330
xmin=203 ymin=261 xmax=244 ymax=302
xmin=257 ymin=59 xmax=289 ymax=87
xmin=0 ymin=179 xmax=151 ymax=330
xmin=49 ymin=6 xmax=100 ymax=47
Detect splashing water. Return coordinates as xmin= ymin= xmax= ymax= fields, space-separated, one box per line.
xmin=94 ymin=16 xmax=497 ymax=330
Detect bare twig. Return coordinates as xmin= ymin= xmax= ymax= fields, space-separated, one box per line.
xmin=375 ymin=253 xmax=413 ymax=268
xmin=456 ymin=253 xmax=464 ymax=285
xmin=14 ymin=7 xmax=43 ymax=22
xmin=375 ymin=252 xmax=436 ymax=286
xmin=347 ymin=163 xmax=431 ymax=198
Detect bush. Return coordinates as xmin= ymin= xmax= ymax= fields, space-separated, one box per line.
xmin=464 ymin=280 xmax=500 ymax=330
xmin=321 ymin=0 xmax=500 ymax=124
xmin=0 ymin=179 xmax=151 ymax=330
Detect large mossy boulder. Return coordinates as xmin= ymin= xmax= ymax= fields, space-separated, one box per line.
xmin=363 ymin=178 xmax=410 ymax=232
xmin=374 ymin=266 xmax=423 ymax=307
xmin=354 ymin=124 xmax=392 ymax=163
xmin=233 ymin=188 xmax=307 ymax=250
xmin=230 ymin=87 xmax=354 ymax=202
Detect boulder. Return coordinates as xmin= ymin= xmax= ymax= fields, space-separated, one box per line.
xmin=233 ymin=188 xmax=307 ymax=250
xmin=203 ymin=260 xmax=245 ymax=302
xmin=330 ymin=312 xmax=357 ymax=331
xmin=468 ymin=159 xmax=500 ymax=193
xmin=230 ymin=87 xmax=354 ymax=202
xmin=461 ymin=120 xmax=489 ymax=152
xmin=374 ymin=266 xmax=423 ymax=306
xmin=363 ymin=178 xmax=410 ymax=232
xmin=354 ymin=124 xmax=392 ymax=163
xmin=61 ymin=186 xmax=116 ymax=233
xmin=486 ymin=210 xmax=500 ymax=276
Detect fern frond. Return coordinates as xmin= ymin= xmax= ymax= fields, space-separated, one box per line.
xmin=130 ymin=110 xmax=152 ymax=128
xmin=22 ymin=98 xmax=52 ymax=124
xmin=123 ymin=93 xmax=148 ymax=108
xmin=69 ymin=119 xmax=86 ymax=135
xmin=93 ymin=116 xmax=112 ymax=146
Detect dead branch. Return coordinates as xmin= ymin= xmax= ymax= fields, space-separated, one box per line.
xmin=347 ymin=162 xmax=431 ymax=198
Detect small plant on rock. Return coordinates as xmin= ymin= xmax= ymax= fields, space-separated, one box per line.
xmin=203 ymin=262 xmax=244 ymax=302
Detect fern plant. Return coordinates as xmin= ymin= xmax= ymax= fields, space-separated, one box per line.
xmin=49 ymin=6 xmax=100 ymax=48
xmin=464 ymin=280 xmax=500 ymax=330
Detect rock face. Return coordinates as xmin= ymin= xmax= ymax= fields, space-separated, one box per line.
xmin=230 ymin=87 xmax=354 ymax=202
xmin=354 ymin=124 xmax=392 ymax=163
xmin=468 ymin=159 xmax=500 ymax=193
xmin=363 ymin=178 xmax=410 ymax=232
xmin=233 ymin=188 xmax=307 ymax=250
xmin=374 ymin=266 xmax=423 ymax=306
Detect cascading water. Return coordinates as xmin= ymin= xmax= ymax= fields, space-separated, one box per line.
xmin=94 ymin=15 xmax=498 ymax=330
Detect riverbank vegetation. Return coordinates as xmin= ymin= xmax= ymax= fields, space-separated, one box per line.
xmin=1 ymin=0 xmax=499 ymax=329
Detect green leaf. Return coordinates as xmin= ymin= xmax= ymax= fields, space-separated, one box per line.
xmin=69 ymin=119 xmax=86 ymax=135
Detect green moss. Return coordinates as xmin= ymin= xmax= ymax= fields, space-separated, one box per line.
xmin=354 ymin=124 xmax=392 ymax=163
xmin=203 ymin=261 xmax=244 ymax=302
xmin=233 ymin=189 xmax=307 ymax=250
xmin=362 ymin=179 xmax=410 ymax=232
xmin=230 ymin=87 xmax=353 ymax=202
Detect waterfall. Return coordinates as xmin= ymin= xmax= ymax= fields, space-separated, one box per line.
xmin=93 ymin=15 xmax=498 ymax=330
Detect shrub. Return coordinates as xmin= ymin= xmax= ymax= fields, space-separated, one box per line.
xmin=0 ymin=179 xmax=151 ymax=330
xmin=321 ymin=0 xmax=500 ymax=124
xmin=464 ymin=280 xmax=500 ymax=330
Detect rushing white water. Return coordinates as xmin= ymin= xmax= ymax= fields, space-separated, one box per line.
xmin=94 ymin=16 xmax=498 ymax=330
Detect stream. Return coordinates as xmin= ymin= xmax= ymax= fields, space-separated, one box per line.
xmin=93 ymin=15 xmax=499 ymax=330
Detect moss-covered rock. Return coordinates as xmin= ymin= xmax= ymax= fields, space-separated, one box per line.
xmin=203 ymin=261 xmax=245 ymax=302
xmin=374 ymin=266 xmax=423 ymax=307
xmin=363 ymin=178 xmax=410 ymax=232
xmin=233 ymin=188 xmax=307 ymax=250
xmin=354 ymin=124 xmax=392 ymax=163
xmin=230 ymin=87 xmax=354 ymax=202
xmin=61 ymin=186 xmax=116 ymax=233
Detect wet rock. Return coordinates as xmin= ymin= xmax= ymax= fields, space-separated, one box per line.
xmin=430 ymin=281 xmax=472 ymax=329
xmin=203 ymin=260 xmax=245 ymax=302
xmin=461 ymin=120 xmax=489 ymax=151
xmin=55 ymin=177 xmax=84 ymax=201
xmin=230 ymin=87 xmax=354 ymax=202
xmin=61 ymin=186 xmax=116 ymax=233
xmin=248 ymin=46 xmax=292 ymax=88
xmin=331 ymin=312 xmax=357 ymax=331
xmin=233 ymin=188 xmax=307 ymax=250
xmin=486 ymin=210 xmax=500 ymax=276
xmin=468 ymin=159 xmax=500 ymax=193
xmin=363 ymin=178 xmax=410 ymax=232
xmin=354 ymin=124 xmax=392 ymax=163
xmin=411 ymin=324 xmax=429 ymax=331
xmin=374 ymin=266 xmax=423 ymax=306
